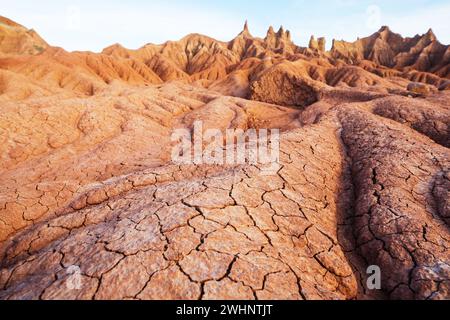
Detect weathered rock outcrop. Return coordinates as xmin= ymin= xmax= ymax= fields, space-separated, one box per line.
xmin=1 ymin=17 xmax=448 ymax=104
xmin=249 ymin=61 xmax=324 ymax=107
xmin=331 ymin=26 xmax=450 ymax=77
xmin=0 ymin=16 xmax=48 ymax=55
xmin=309 ymin=36 xmax=326 ymax=52
xmin=0 ymin=16 xmax=449 ymax=301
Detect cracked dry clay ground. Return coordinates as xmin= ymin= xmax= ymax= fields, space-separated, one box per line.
xmin=0 ymin=84 xmax=449 ymax=300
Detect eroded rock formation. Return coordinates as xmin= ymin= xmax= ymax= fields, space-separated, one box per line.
xmin=0 ymin=17 xmax=48 ymax=55
xmin=0 ymin=16 xmax=449 ymax=300
xmin=309 ymin=36 xmax=326 ymax=52
xmin=331 ymin=26 xmax=449 ymax=78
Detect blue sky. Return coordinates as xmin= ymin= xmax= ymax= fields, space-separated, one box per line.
xmin=2 ymin=0 xmax=449 ymax=52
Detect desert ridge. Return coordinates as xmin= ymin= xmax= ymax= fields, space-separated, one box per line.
xmin=1 ymin=17 xmax=448 ymax=103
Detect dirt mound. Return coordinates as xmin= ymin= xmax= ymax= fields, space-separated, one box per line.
xmin=249 ymin=61 xmax=324 ymax=107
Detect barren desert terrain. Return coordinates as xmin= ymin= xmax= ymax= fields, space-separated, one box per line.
xmin=0 ymin=16 xmax=449 ymax=300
